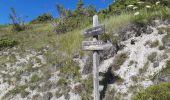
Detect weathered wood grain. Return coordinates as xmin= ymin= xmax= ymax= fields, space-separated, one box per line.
xmin=83 ymin=25 xmax=105 ymax=37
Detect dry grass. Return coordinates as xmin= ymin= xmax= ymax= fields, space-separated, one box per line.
xmin=103 ymin=13 xmax=133 ymax=33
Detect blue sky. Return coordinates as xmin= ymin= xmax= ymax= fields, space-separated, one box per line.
xmin=0 ymin=0 xmax=112 ymax=24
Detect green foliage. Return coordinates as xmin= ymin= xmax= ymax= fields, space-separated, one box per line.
xmin=145 ymin=40 xmax=159 ymax=48
xmin=150 ymin=40 xmax=159 ymax=48
xmin=2 ymin=85 xmax=27 ymax=100
xmin=30 ymin=74 xmax=41 ymax=83
xmin=133 ymin=7 xmax=170 ymax=26
xmin=131 ymin=75 xmax=138 ymax=82
xmin=60 ymin=59 xmax=81 ymax=80
xmin=10 ymin=85 xmax=27 ymax=95
xmin=0 ymin=38 xmax=18 ymax=48
xmin=103 ymin=12 xmax=133 ymax=33
xmin=31 ymin=13 xmax=53 ymax=24
xmin=21 ymin=91 xmax=29 ymax=98
xmin=58 ymin=29 xmax=83 ymax=54
xmin=158 ymin=60 xmax=170 ymax=76
xmin=162 ymin=28 xmax=170 ymax=46
xmin=56 ymin=4 xmax=68 ymax=18
xmin=139 ymin=61 xmax=149 ymax=74
xmin=100 ymin=33 xmax=112 ymax=42
xmin=79 ymin=75 xmax=93 ymax=100
xmin=129 ymin=60 xmax=135 ymax=66
xmin=57 ymin=78 xmax=68 ymax=87
xmin=112 ymin=53 xmax=128 ymax=71
xmin=147 ymin=52 xmax=157 ymax=62
xmin=104 ymin=87 xmax=115 ymax=100
xmin=99 ymin=0 xmax=139 ymax=17
xmin=99 ymin=0 xmax=170 ymax=19
xmin=133 ymin=82 xmax=170 ymax=100
xmin=55 ymin=0 xmax=96 ymax=34
xmin=141 ymin=0 xmax=170 ymax=6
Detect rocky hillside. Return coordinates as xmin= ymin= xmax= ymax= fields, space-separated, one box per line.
xmin=0 ymin=0 xmax=170 ymax=100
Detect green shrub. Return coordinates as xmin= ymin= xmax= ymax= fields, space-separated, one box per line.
xmin=100 ymin=33 xmax=112 ymax=42
xmin=145 ymin=40 xmax=160 ymax=48
xmin=21 ymin=91 xmax=29 ymax=98
xmin=11 ymin=24 xmax=26 ymax=32
xmin=57 ymin=78 xmax=68 ymax=87
xmin=2 ymin=85 xmax=27 ymax=99
xmin=104 ymin=87 xmax=115 ymax=100
xmin=131 ymin=75 xmax=138 ymax=83
xmin=162 ymin=28 xmax=170 ymax=46
xmin=133 ymin=6 xmax=170 ymax=26
xmin=31 ymin=13 xmax=53 ymax=24
xmin=112 ymin=53 xmax=128 ymax=71
xmin=147 ymin=52 xmax=157 ymax=62
xmin=150 ymin=40 xmax=159 ymax=48
xmin=152 ymin=60 xmax=170 ymax=81
xmin=80 ymin=75 xmax=93 ymax=100
xmin=54 ymin=0 xmax=96 ymax=34
xmin=30 ymin=74 xmax=41 ymax=83
xmin=158 ymin=60 xmax=170 ymax=75
xmin=133 ymin=82 xmax=170 ymax=100
xmin=129 ymin=60 xmax=135 ymax=66
xmin=59 ymin=59 xmax=80 ymax=78
xmin=0 ymin=38 xmax=18 ymax=48
xmin=139 ymin=61 xmax=149 ymax=74
xmin=159 ymin=45 xmax=165 ymax=50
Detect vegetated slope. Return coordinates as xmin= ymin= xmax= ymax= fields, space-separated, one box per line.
xmin=0 ymin=0 xmax=170 ymax=100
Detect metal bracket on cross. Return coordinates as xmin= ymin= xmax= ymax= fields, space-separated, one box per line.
xmin=81 ymin=15 xmax=112 ymax=100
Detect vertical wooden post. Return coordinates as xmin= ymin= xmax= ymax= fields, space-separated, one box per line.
xmin=93 ymin=15 xmax=100 ymax=100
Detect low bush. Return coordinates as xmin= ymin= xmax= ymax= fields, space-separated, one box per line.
xmin=103 ymin=87 xmax=115 ymax=100
xmin=112 ymin=53 xmax=128 ymax=71
xmin=152 ymin=60 xmax=170 ymax=81
xmin=139 ymin=61 xmax=149 ymax=74
xmin=31 ymin=13 xmax=53 ymax=24
xmin=133 ymin=82 xmax=170 ymax=100
xmin=159 ymin=60 xmax=170 ymax=75
xmin=147 ymin=52 xmax=157 ymax=62
xmin=133 ymin=7 xmax=170 ymax=26
xmin=150 ymin=40 xmax=159 ymax=48
xmin=59 ymin=59 xmax=80 ymax=80
xmin=79 ymin=75 xmax=93 ymax=100
xmin=2 ymin=85 xmax=27 ymax=100
xmin=159 ymin=45 xmax=165 ymax=50
xmin=30 ymin=74 xmax=41 ymax=83
xmin=0 ymin=38 xmax=18 ymax=48
xmin=162 ymin=28 xmax=170 ymax=46
xmin=145 ymin=40 xmax=159 ymax=48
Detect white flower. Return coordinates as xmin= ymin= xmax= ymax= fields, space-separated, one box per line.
xmin=134 ymin=12 xmax=140 ymax=16
xmin=146 ymin=5 xmax=151 ymax=8
xmin=127 ymin=5 xmax=134 ymax=8
xmin=156 ymin=1 xmax=160 ymax=5
xmin=133 ymin=7 xmax=138 ymax=10
xmin=137 ymin=1 xmax=144 ymax=4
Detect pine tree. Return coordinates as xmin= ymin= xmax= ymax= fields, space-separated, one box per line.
xmin=75 ymin=0 xmax=84 ymax=15
xmin=76 ymin=0 xmax=84 ymax=10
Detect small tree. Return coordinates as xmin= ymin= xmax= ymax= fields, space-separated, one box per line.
xmin=76 ymin=0 xmax=84 ymax=10
xmin=9 ymin=7 xmax=25 ymax=32
xmin=85 ymin=5 xmax=96 ymax=17
xmin=56 ymin=4 xmax=66 ymax=18
xmin=75 ymin=0 xmax=84 ymax=15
